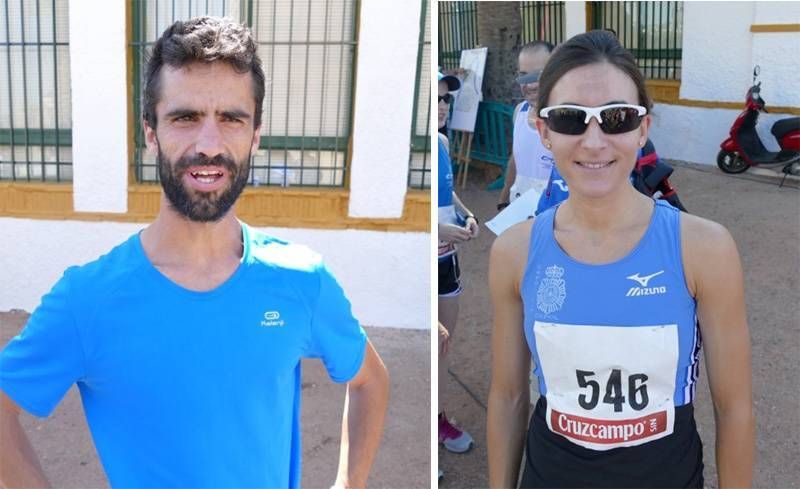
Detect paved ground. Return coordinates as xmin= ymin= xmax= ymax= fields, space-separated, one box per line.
xmin=438 ymin=162 xmax=800 ymax=488
xmin=0 ymin=312 xmax=430 ymax=489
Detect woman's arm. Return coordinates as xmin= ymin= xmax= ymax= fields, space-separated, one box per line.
xmin=682 ymin=215 xmax=755 ymax=488
xmin=452 ymin=192 xmax=480 ymax=238
xmin=487 ymin=223 xmax=533 ymax=489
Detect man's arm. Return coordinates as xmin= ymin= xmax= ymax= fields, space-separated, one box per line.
xmin=0 ymin=391 xmax=52 ymax=489
xmin=498 ymin=103 xmax=523 ymax=207
xmin=333 ymin=340 xmax=389 ymax=489
xmin=498 ymin=154 xmax=517 ymax=207
xmin=683 ymin=215 xmax=754 ymax=488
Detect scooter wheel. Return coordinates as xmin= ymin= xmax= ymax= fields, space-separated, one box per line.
xmin=717 ymin=150 xmax=748 ymax=174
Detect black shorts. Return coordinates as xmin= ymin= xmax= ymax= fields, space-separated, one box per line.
xmin=438 ymin=253 xmax=462 ymax=296
xmin=520 ymin=397 xmax=704 ymax=488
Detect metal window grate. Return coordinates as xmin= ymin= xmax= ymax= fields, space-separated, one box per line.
xmin=131 ymin=0 xmax=357 ymax=187
xmin=437 ymin=1 xmax=477 ymax=71
xmin=0 ymin=0 xmax=72 ymax=182
xmin=519 ymin=1 xmax=565 ymax=45
xmin=408 ymin=0 xmax=430 ymax=190
xmin=438 ymin=2 xmax=565 ymax=71
xmin=590 ymin=1 xmax=683 ymax=80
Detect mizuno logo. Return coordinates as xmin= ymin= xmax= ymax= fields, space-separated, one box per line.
xmin=625 ymin=270 xmax=667 ymax=297
xmin=553 ymin=179 xmax=568 ymax=192
xmin=626 ymin=270 xmax=664 ymax=287
xmin=260 ymin=311 xmax=285 ymax=327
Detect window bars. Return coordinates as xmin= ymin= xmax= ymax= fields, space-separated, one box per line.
xmin=589 ymin=1 xmax=683 ymax=80
xmin=0 ymin=0 xmax=72 ymax=182
xmin=408 ymin=0 xmax=430 ymax=190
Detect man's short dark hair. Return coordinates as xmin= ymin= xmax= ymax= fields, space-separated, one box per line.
xmin=520 ymin=40 xmax=555 ymax=55
xmin=142 ymin=16 xmax=266 ymax=129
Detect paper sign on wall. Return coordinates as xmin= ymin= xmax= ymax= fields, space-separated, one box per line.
xmin=449 ymin=47 xmax=487 ymax=133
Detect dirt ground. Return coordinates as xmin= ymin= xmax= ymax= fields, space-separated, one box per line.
xmin=0 ymin=313 xmax=430 ymax=489
xmin=438 ymin=162 xmax=800 ymax=488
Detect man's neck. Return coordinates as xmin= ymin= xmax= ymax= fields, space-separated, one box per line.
xmin=140 ymin=194 xmax=244 ymax=270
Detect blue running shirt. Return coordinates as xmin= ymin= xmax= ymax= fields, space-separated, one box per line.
xmin=0 ymin=223 xmax=367 ymax=488
xmin=521 ymin=200 xmax=701 ymax=451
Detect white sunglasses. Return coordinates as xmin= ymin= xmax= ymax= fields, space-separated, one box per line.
xmin=538 ymin=104 xmax=647 ymax=135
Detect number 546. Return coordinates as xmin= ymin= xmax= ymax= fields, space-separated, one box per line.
xmin=575 ymin=369 xmax=649 ymax=412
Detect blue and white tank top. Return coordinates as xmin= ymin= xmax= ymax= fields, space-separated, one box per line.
xmin=521 ymin=200 xmax=701 ymax=451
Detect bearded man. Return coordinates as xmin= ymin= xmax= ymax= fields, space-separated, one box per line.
xmin=0 ymin=17 xmax=388 ymax=489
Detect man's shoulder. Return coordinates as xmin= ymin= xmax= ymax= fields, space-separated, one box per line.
xmin=62 ymin=233 xmax=145 ymax=291
xmin=245 ymin=225 xmax=324 ymax=276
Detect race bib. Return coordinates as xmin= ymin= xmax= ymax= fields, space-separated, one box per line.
xmin=533 ymin=321 xmax=679 ymax=451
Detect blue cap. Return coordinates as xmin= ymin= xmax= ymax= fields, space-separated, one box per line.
xmin=438 ymin=71 xmax=461 ymax=92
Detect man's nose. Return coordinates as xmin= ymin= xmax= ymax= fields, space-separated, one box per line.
xmin=195 ymin=119 xmax=225 ymax=159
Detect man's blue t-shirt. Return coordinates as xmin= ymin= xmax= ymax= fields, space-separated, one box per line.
xmin=0 ymin=223 xmax=367 ymax=488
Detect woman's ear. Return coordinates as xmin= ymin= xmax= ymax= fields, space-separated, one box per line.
xmin=535 ymin=117 xmax=551 ymax=149
xmin=638 ymin=114 xmax=652 ymax=146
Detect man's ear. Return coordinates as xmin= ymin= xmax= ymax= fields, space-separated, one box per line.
xmin=251 ymin=125 xmax=262 ymax=154
xmin=143 ymin=118 xmax=158 ymax=155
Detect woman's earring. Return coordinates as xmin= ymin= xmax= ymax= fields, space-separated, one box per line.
xmin=545 ymin=140 xmax=552 ymax=149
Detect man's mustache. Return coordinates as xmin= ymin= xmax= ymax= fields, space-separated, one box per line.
xmin=173 ymin=154 xmax=238 ymax=173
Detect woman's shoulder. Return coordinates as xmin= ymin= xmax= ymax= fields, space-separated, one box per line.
xmin=491 ymin=218 xmax=535 ymax=265
xmin=679 ymin=212 xmax=736 ymax=250
xmin=679 ymin=212 xmax=740 ymax=295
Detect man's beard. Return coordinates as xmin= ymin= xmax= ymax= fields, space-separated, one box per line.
xmin=157 ymin=146 xmax=251 ymax=222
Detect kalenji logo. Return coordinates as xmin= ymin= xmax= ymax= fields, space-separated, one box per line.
xmin=260 ymin=311 xmax=285 ymax=327
xmin=551 ymin=409 xmax=667 ymax=444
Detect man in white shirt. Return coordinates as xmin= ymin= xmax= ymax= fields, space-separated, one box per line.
xmin=497 ymin=41 xmax=555 ymax=211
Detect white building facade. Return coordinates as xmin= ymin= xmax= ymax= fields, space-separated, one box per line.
xmin=565 ymin=1 xmax=799 ymax=165
xmin=0 ymin=1 xmax=431 ymax=329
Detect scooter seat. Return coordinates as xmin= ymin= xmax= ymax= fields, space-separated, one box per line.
xmin=771 ymin=117 xmax=800 ymax=141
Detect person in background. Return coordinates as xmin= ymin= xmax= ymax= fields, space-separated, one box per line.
xmin=497 ymin=41 xmax=555 ymax=212
xmin=437 ymin=72 xmax=480 ymax=460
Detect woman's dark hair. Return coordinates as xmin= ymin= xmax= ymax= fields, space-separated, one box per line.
xmin=142 ymin=16 xmax=266 ymax=129
xmin=535 ymin=30 xmax=651 ymax=113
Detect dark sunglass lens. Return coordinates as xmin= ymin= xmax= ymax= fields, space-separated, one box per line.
xmin=438 ymin=94 xmax=453 ymax=104
xmin=600 ymin=107 xmax=642 ymax=134
xmin=546 ymin=107 xmax=587 ymax=135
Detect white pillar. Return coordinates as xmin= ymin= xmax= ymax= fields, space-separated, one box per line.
xmin=565 ymin=2 xmax=587 ymax=40
xmin=346 ymin=0 xmax=421 ymax=218
xmin=69 ymin=1 xmax=129 ymax=213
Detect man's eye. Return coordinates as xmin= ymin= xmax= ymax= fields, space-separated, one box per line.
xmin=223 ymin=115 xmax=243 ymax=123
xmin=175 ymin=115 xmax=196 ymax=122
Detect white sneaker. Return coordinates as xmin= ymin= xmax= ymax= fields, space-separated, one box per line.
xmin=438 ymin=412 xmax=474 ymax=453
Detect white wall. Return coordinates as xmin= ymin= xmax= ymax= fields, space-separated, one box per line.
xmin=650 ymin=2 xmax=799 ymax=165
xmin=649 ymin=104 xmax=791 ymax=165
xmin=681 ymin=2 xmax=755 ymax=103
xmin=347 ymin=1 xmax=422 ymax=218
xmin=0 ymin=218 xmax=430 ymax=329
xmin=69 ymin=1 xmax=129 ymax=213
xmin=564 ymin=2 xmax=586 ymax=40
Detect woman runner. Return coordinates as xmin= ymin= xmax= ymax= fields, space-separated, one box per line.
xmin=487 ymin=31 xmax=754 ymax=488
